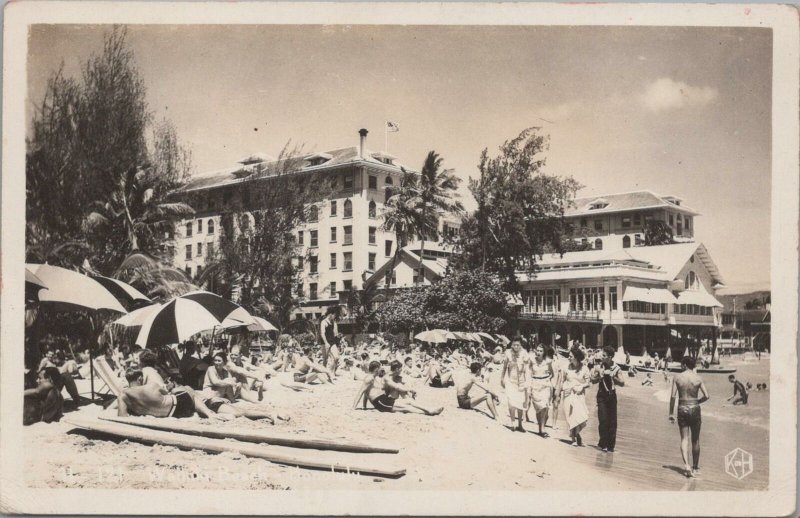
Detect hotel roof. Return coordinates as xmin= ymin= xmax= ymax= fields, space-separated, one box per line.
xmin=521 ymin=242 xmax=724 ymax=286
xmin=180 ymin=146 xmax=409 ymax=193
xmin=566 ymin=190 xmax=700 ymax=217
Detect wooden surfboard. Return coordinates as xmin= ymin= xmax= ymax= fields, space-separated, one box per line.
xmin=99 ymin=415 xmax=399 ymax=454
xmin=64 ymin=416 xmax=406 ymax=478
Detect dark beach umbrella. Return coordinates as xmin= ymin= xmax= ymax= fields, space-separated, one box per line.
xmin=89 ymin=274 xmax=152 ymax=309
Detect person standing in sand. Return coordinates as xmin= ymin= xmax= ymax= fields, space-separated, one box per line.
xmin=590 ymin=346 xmax=624 ymax=452
xmin=526 ymin=344 xmax=555 ymax=437
xmin=669 ymin=355 xmax=710 ymax=478
xmin=561 ymin=346 xmax=591 ymax=446
xmin=501 ymin=338 xmax=530 ymax=432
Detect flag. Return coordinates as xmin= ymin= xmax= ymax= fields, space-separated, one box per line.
xmin=386 ymin=121 xmax=400 ymax=132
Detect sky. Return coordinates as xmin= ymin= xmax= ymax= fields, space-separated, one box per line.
xmin=27 ymin=24 xmax=773 ymax=293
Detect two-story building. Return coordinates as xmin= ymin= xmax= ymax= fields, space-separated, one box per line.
xmin=170 ymin=129 xmax=458 ymax=320
xmin=518 ymin=191 xmax=724 ymax=356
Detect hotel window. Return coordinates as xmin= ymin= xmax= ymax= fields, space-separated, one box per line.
xmin=633 ymin=213 xmax=641 ymax=226
xmin=368 ymin=175 xmax=377 ymax=190
xmin=309 ymin=256 xmax=318 ymax=274
xmin=197 ymin=220 xmax=203 ymax=233
xmin=385 ymin=240 xmax=393 ymax=257
xmin=343 ymin=173 xmax=354 ymax=190
xmin=309 ymin=283 xmax=318 ymax=301
xmin=369 ymin=227 xmax=376 ymax=245
xmin=207 ymin=242 xmax=214 ymax=257
xmin=329 ymin=281 xmax=337 ymax=296
xmin=610 ymin=286 xmax=618 ymax=309
xmin=208 ymin=220 xmax=215 ymax=234
xmin=622 ymin=235 xmax=631 ymax=248
xmin=330 ymin=200 xmax=337 ymax=217
xmin=669 ymin=214 xmax=674 ymax=226
xmin=186 ymin=265 xmax=192 ymax=277
xmin=185 ymin=245 xmax=192 ymax=260
xmin=297 ymin=256 xmax=304 ymax=270
xmin=196 ymin=243 xmax=203 ymax=256
xmin=330 ymin=252 xmax=337 ymax=269
xmin=527 ymin=289 xmax=560 ymax=313
xmin=297 ymin=231 xmax=304 ymax=245
xmin=685 ymin=217 xmax=692 ymax=230
xmin=310 ymin=230 xmax=318 ymax=248
xmin=369 ymin=201 xmax=377 ymax=218
xmin=196 ymin=265 xmax=202 ymax=277
xmin=368 ymin=252 xmax=376 ymax=271
xmin=594 ymin=238 xmax=603 ymax=250
xmin=594 ymin=219 xmax=603 ymax=231
xmin=308 ymin=205 xmax=318 ymax=222
xmin=621 ymin=216 xmax=631 ymax=228
xmin=330 ymin=227 xmax=337 ymax=243
xmin=343 ymin=279 xmax=353 ymax=291
xmin=344 ymin=200 xmax=353 ymax=218
xmin=344 ymin=226 xmax=353 ymax=245
xmin=343 ymin=252 xmax=353 ymax=271
xmin=296 ymin=283 xmax=304 ymax=297
xmin=186 ymin=222 xmax=193 ymax=238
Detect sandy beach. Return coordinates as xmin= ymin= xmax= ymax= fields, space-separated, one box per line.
xmin=24 ymin=356 xmax=769 ymax=491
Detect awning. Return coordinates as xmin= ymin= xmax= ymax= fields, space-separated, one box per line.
xmin=676 ymin=290 xmax=723 ymax=307
xmin=622 ymin=286 xmax=679 ymax=304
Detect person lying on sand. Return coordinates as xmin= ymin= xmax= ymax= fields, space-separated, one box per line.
xmin=292 ymin=347 xmax=335 ymax=384
xmin=453 ymin=362 xmax=500 ymax=420
xmin=118 ymin=368 xmax=228 ymax=421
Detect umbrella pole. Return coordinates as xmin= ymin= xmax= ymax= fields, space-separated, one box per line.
xmin=89 ymin=315 xmax=96 ymax=400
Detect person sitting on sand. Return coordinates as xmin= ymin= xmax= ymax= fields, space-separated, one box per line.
xmin=453 ymin=362 xmax=500 ymax=420
xmin=23 ymin=367 xmax=64 ymax=425
xmin=402 ymin=356 xmax=423 ymax=379
xmin=425 ymin=353 xmax=454 ymax=388
xmin=353 ymin=361 xmax=443 ymax=415
xmin=669 ymin=356 xmax=710 ymax=478
xmin=118 ymin=368 xmax=227 ymax=421
xmin=383 ymin=360 xmax=444 ymax=415
xmin=226 ymin=346 xmax=266 ymax=401
xmin=52 ymin=350 xmax=82 ymax=406
xmin=292 ymin=347 xmax=335 ymax=384
xmin=642 ymin=373 xmax=654 ymax=386
xmin=726 ymin=374 xmax=748 ymax=405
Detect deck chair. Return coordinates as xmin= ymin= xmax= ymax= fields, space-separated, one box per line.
xmin=91 ymin=356 xmax=125 ymax=399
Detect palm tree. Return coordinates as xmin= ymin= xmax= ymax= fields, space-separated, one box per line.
xmin=344 ymin=278 xmax=380 ymax=342
xmin=84 ymin=164 xmax=195 ymax=273
xmin=414 ymin=151 xmax=464 ymax=284
xmin=380 ymin=170 xmax=426 ymax=287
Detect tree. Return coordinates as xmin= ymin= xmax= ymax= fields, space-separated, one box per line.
xmin=644 ymin=219 xmax=674 ymax=246
xmin=197 ymin=144 xmax=328 ymax=331
xmin=373 ymin=269 xmax=512 ymax=334
xmin=343 ymin=279 xmax=380 ymax=342
xmin=413 ymin=151 xmax=464 ymax=283
xmin=450 ymin=127 xmax=582 ymax=291
xmin=26 ymin=27 xmax=194 ymax=279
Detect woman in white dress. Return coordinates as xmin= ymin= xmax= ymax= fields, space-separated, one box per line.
xmin=561 ymin=346 xmax=591 ymax=446
xmin=501 ymin=338 xmax=530 ymax=432
xmin=527 ymin=344 xmax=555 ymax=437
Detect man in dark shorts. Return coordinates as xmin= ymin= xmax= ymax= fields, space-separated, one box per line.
xmin=726 ymin=374 xmax=748 ymax=405
xmin=669 ymin=356 xmax=710 ymax=478
xmin=24 ymin=367 xmax=64 ymax=425
xmin=453 ymin=362 xmax=500 ymax=420
xmin=118 ymin=368 xmax=225 ymax=420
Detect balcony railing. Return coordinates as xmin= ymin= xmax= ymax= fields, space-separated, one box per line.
xmin=520 ymin=311 xmax=602 ymax=322
xmin=624 ymin=311 xmax=667 ymax=321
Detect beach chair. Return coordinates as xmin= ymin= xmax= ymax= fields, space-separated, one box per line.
xmin=91 ymin=356 xmax=125 ymax=399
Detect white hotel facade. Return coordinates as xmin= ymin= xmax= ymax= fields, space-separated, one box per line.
xmin=169 ymin=129 xmax=458 ymax=320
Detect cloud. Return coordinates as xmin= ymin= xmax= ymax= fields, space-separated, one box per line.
xmin=538 ymin=101 xmax=584 ymax=123
xmin=639 ymin=78 xmax=719 ymax=112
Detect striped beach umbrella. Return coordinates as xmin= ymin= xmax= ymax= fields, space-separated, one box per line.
xmin=135 ymin=291 xmax=251 ymax=348
xmin=89 ymin=273 xmax=151 ymax=309
xmin=26 ymin=263 xmax=127 ymax=314
xmin=112 ymin=303 xmax=162 ymax=328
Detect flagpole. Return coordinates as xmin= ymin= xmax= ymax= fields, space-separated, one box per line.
xmin=385 ymin=122 xmax=388 ymax=153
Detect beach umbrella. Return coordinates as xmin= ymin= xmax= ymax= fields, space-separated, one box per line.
xmin=476 ymin=332 xmax=498 ymax=344
xmin=112 ymin=303 xmax=162 ymax=328
xmin=414 ymin=329 xmax=456 ymax=344
xmin=89 ymin=273 xmax=151 ymax=309
xmin=25 ymin=266 xmax=48 ymax=302
xmin=135 ymin=290 xmax=252 ymax=348
xmin=494 ymin=334 xmax=510 ymax=345
xmin=248 ymin=316 xmax=278 ymax=332
xmin=26 ymin=263 xmax=127 ymax=314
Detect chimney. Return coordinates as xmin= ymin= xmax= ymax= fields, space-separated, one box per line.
xmin=358 ymin=128 xmax=368 ymax=159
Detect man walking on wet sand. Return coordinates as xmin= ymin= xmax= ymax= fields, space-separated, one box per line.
xmin=590 ymin=346 xmax=624 ymax=452
xmin=669 ymin=355 xmax=710 ymax=478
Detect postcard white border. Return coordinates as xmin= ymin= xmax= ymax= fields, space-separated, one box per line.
xmin=2 ymin=2 xmax=797 ymax=516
